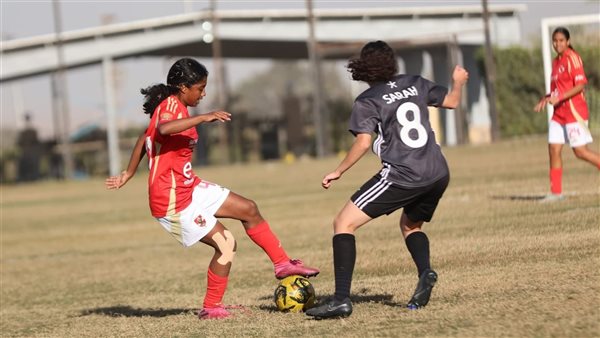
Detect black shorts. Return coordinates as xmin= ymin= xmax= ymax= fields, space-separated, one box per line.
xmin=350 ymin=173 xmax=449 ymax=222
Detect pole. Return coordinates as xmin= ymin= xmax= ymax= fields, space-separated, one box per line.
xmin=305 ymin=0 xmax=329 ymax=157
xmin=209 ymin=0 xmax=230 ymax=163
xmin=51 ymin=0 xmax=74 ymax=178
xmin=103 ymin=56 xmax=120 ymax=176
xmin=447 ymin=37 xmax=466 ymax=144
xmin=482 ymin=0 xmax=500 ymax=141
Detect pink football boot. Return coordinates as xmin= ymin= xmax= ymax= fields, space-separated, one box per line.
xmin=198 ymin=305 xmax=231 ymax=320
xmin=274 ymin=259 xmax=320 ymax=279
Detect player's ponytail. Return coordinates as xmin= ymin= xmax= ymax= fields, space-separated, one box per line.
xmin=140 ymin=84 xmax=178 ymax=116
xmin=347 ymin=40 xmax=398 ymax=83
xmin=552 ymin=26 xmax=575 ymax=51
xmin=141 ymin=58 xmax=209 ymax=117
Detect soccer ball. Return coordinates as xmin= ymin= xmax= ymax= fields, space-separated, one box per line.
xmin=274 ymin=275 xmax=316 ymax=313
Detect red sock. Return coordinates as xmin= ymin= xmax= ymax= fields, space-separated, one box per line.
xmin=245 ymin=221 xmax=289 ymax=265
xmin=203 ymin=268 xmax=228 ymax=308
xmin=550 ymin=168 xmax=562 ymax=195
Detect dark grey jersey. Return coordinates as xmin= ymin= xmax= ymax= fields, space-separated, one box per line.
xmin=349 ymin=74 xmax=449 ymax=187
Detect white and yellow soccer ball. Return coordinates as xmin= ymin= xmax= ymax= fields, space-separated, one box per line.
xmin=274 ymin=275 xmax=316 ymax=313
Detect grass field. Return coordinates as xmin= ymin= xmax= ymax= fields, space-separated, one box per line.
xmin=2 ymin=135 xmax=599 ymax=337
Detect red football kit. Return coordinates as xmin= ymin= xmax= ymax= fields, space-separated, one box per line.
xmin=145 ymin=96 xmax=201 ymax=217
xmin=550 ymin=48 xmax=588 ymax=124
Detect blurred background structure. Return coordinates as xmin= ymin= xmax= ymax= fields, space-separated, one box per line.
xmin=1 ymin=1 xmax=599 ymax=182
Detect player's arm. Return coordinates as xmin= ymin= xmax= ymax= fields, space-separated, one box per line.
xmin=548 ymin=84 xmax=585 ymax=106
xmin=534 ymin=94 xmax=551 ymax=112
xmin=105 ymin=131 xmax=146 ymax=190
xmin=322 ymin=133 xmax=372 ymax=189
xmin=441 ymin=65 xmax=469 ymax=109
xmin=158 ymin=111 xmax=231 ymax=135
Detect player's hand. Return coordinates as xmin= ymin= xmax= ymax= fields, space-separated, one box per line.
xmin=205 ymin=111 xmax=231 ymax=123
xmin=105 ymin=171 xmax=132 ymax=190
xmin=534 ymin=97 xmax=549 ymax=112
xmin=452 ymin=65 xmax=469 ymax=85
xmin=322 ymin=171 xmax=341 ymax=189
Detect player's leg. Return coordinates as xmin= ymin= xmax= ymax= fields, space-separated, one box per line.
xmin=308 ymin=174 xmax=400 ymax=319
xmin=546 ymin=121 xmax=566 ymax=200
xmin=305 ymin=201 xmax=371 ymax=319
xmin=198 ymin=222 xmax=237 ymax=320
xmin=215 ymin=191 xmax=319 ymax=278
xmin=572 ymin=145 xmax=600 ymax=167
xmin=401 ymin=175 xmax=448 ymax=309
xmin=332 ymin=200 xmax=372 ymax=297
xmin=566 ymin=121 xmax=600 ymax=169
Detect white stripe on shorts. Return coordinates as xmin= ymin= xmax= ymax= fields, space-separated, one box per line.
xmin=354 ymin=177 xmax=392 ymax=209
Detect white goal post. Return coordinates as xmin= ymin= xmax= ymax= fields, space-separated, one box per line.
xmin=541 ymin=14 xmax=600 ymax=123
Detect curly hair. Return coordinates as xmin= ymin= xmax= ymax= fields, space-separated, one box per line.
xmin=346 ymin=40 xmax=398 ymax=83
xmin=140 ymin=58 xmax=209 ymax=117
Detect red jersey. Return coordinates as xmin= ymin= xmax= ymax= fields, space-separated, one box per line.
xmin=145 ymin=96 xmax=201 ymax=217
xmin=550 ymin=48 xmax=588 ymax=124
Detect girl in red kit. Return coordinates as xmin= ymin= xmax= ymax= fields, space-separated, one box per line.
xmin=534 ymin=27 xmax=600 ymax=201
xmin=105 ymin=58 xmax=318 ymax=319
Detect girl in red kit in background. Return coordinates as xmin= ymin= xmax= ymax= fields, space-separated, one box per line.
xmin=105 ymin=58 xmax=318 ymax=319
xmin=534 ymin=26 xmax=600 ymax=201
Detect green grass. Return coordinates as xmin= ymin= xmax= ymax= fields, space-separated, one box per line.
xmin=2 ymin=135 xmax=599 ymax=337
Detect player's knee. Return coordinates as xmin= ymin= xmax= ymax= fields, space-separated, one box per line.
xmin=401 ymin=213 xmax=423 ymax=231
xmin=242 ymin=199 xmax=261 ymax=219
xmin=572 ymin=147 xmax=588 ymax=159
xmin=211 ymin=230 xmax=237 ymax=265
xmin=333 ymin=216 xmax=356 ymax=233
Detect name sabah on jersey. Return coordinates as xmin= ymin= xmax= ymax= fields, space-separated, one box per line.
xmin=382 ymin=86 xmax=418 ymax=105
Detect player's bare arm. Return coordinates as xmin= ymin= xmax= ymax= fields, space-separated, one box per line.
xmin=549 ymin=83 xmax=585 ymax=105
xmin=441 ymin=65 xmax=469 ymax=109
xmin=105 ymin=131 xmax=147 ymax=190
xmin=322 ymin=133 xmax=372 ymax=189
xmin=534 ymin=83 xmax=585 ymax=112
xmin=158 ymin=111 xmax=231 ymax=135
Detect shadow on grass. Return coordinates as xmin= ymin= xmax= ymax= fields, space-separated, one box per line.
xmin=258 ymin=287 xmax=404 ymax=312
xmin=491 ymin=194 xmax=546 ymax=201
xmin=80 ymin=305 xmax=195 ymax=317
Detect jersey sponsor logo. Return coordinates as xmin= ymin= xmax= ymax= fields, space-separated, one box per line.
xmin=575 ymin=74 xmax=585 ymax=82
xmin=183 ymin=162 xmax=193 ymax=178
xmin=382 ymin=86 xmax=418 ymax=104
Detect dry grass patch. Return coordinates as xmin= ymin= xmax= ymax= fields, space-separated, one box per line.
xmin=2 ymin=136 xmax=599 ymax=337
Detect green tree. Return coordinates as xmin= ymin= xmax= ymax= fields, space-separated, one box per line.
xmin=478 ymin=46 xmax=547 ymax=137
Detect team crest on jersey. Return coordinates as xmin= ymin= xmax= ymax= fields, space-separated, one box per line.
xmin=194 ymin=215 xmax=206 ymax=227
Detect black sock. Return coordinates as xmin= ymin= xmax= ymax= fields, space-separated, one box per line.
xmin=333 ymin=233 xmax=355 ymax=301
xmin=405 ymin=231 xmax=431 ymax=277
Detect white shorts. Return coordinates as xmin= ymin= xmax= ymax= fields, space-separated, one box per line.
xmin=156 ymin=181 xmax=230 ymax=247
xmin=548 ymin=120 xmax=593 ymax=147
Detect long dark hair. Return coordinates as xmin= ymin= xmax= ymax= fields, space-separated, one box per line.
xmin=552 ymin=26 xmax=575 ymax=51
xmin=141 ymin=58 xmax=209 ymax=116
xmin=346 ymin=40 xmax=398 ymax=83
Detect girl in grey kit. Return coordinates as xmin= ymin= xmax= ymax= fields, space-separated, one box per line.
xmin=306 ymin=40 xmax=468 ymax=319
